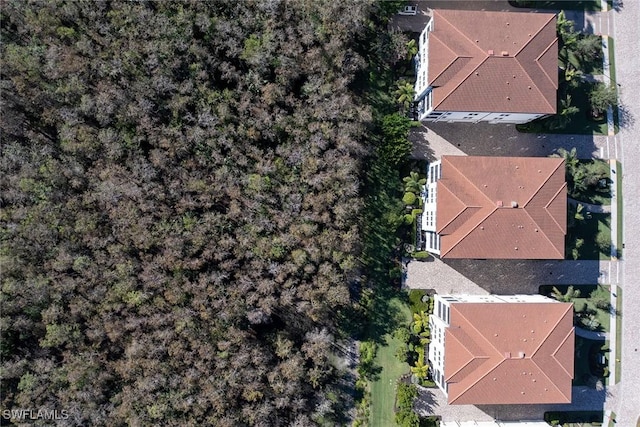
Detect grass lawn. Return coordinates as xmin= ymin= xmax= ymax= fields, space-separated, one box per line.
xmin=566 ymin=212 xmax=611 ymax=260
xmin=370 ymin=296 xmax=413 ymax=427
xmin=509 ymin=0 xmax=601 ymax=10
xmin=615 ymin=286 xmax=622 ymax=384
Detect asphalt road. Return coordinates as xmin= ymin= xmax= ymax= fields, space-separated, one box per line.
xmin=609 ymin=0 xmax=640 ymax=424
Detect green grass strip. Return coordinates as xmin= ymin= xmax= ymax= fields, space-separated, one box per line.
xmin=607 ymin=37 xmax=620 ymax=133
xmin=616 ymin=161 xmax=623 ymax=258
xmin=615 ymin=286 xmax=622 ymax=384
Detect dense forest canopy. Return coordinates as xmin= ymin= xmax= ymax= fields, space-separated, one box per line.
xmin=0 ymin=0 xmax=406 ymax=425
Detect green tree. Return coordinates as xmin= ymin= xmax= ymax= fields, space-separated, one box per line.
xmin=575 ymin=34 xmax=602 ymax=64
xmin=380 ymin=113 xmax=413 ymax=167
xmin=589 ymin=83 xmax=618 ymax=116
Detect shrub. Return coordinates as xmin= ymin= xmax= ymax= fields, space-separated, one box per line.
xmin=395 ymin=383 xmax=420 ymax=427
xmin=403 ymin=192 xmax=417 ymax=206
xmin=408 ymin=290 xmax=429 ymax=313
xmin=574 ymin=300 xmax=587 ymax=313
xmin=394 ymin=327 xmax=412 ymax=343
xmin=412 ymin=251 xmax=430 ymax=260
xmin=395 ymin=345 xmax=409 ymax=363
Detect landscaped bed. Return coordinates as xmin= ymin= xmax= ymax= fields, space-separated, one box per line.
xmin=570 ymin=159 xmax=612 ymax=206
xmin=544 ymin=410 xmax=604 ymax=426
xmin=509 ymin=0 xmax=602 ymax=10
xmin=519 ymin=81 xmax=608 ymax=135
xmin=540 ymin=284 xmax=613 ymax=332
xmin=574 ymin=336 xmax=609 ymax=387
xmin=567 ymin=212 xmax=612 ymax=260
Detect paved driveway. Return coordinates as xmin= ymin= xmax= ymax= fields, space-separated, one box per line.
xmin=415 ymin=385 xmax=609 ymax=423
xmin=418 ymin=122 xmax=606 ymax=159
xmin=404 ymin=258 xmax=609 ymax=294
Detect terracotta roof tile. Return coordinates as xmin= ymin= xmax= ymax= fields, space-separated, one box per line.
xmin=444 ymin=302 xmax=574 ymax=404
xmin=428 ymin=10 xmax=557 ymax=114
xmin=436 ymin=156 xmax=566 ymax=259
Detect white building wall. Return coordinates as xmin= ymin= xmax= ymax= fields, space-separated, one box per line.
xmin=436 ymin=294 xmax=556 ymax=304
xmin=421 ymin=110 xmax=546 ymax=124
xmin=422 ymin=160 xmax=441 ymax=254
xmin=414 ymin=18 xmax=433 ymax=101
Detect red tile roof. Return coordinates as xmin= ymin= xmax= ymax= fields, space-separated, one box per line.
xmin=436 ymin=156 xmax=566 ymax=259
xmin=445 ymin=302 xmax=574 ymax=404
xmin=428 ymin=10 xmax=558 ymax=114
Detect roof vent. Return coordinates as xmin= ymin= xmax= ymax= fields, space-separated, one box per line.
xmin=507 ymin=96 xmax=511 ymax=100
xmin=488 ymin=49 xmax=494 ymax=55
xmin=496 ymin=200 xmax=503 ymax=207
xmin=501 ymin=51 xmax=509 ymax=56
xmin=519 ymin=352 xmax=525 ymax=358
xmin=511 ymin=201 xmax=518 ymax=208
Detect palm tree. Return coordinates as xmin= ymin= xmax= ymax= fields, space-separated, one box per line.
xmin=557 ymin=11 xmax=578 ymax=68
xmin=406 ymin=39 xmax=418 ymax=61
xmin=418 ymin=330 xmax=431 ymax=346
xmin=548 ymin=95 xmax=579 ymax=130
xmin=552 ymin=147 xmax=579 ymax=189
xmin=574 ymin=203 xmax=585 ymax=221
xmin=551 ymin=285 xmax=581 ymax=302
xmin=564 ymin=65 xmax=583 ymax=88
xmin=403 ymin=171 xmax=426 ymax=194
xmin=412 ymin=310 xmax=429 ymax=334
xmin=394 ymin=80 xmax=415 ymax=112
xmin=411 ymin=357 xmax=429 ymax=379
